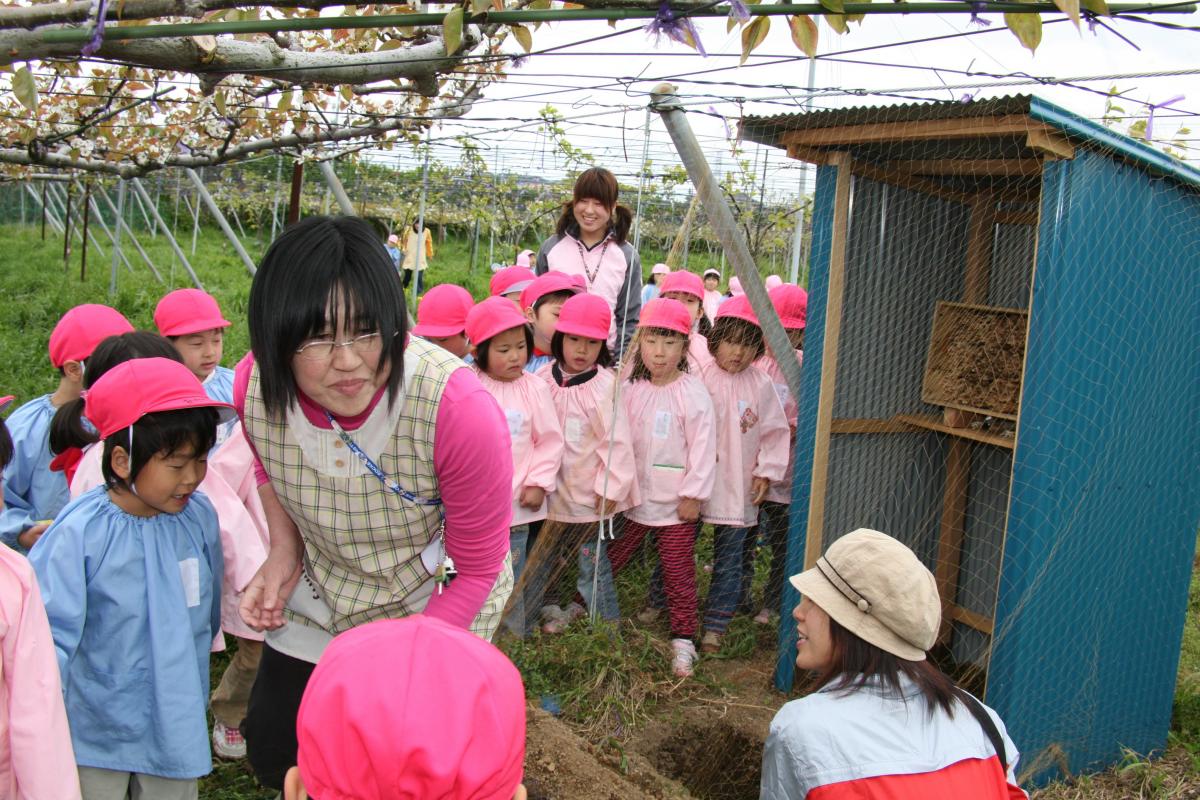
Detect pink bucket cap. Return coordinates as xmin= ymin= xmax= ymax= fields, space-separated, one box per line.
xmin=638 ymin=298 xmax=693 ymax=336
xmin=412 ymin=284 xmax=474 ymax=338
xmin=83 ymin=357 xmax=236 ymax=439
xmin=716 ymin=293 xmax=760 ymax=326
xmin=728 ymin=276 xmax=744 ymax=297
xmin=519 ymin=270 xmax=582 ymax=312
xmin=465 ymin=296 xmax=529 ymax=346
xmin=489 ymin=265 xmax=536 ymax=297
xmin=651 ymin=262 xmax=671 ymax=276
xmin=555 ymin=293 xmax=611 ymax=341
xmin=770 ymin=284 xmax=808 ymax=329
xmin=49 ymin=304 xmax=135 ymax=367
xmin=154 ymin=289 xmax=232 ymax=337
xmin=659 ymin=270 xmax=704 ymax=301
xmin=515 ymin=249 xmax=536 ymax=268
xmin=0 ymin=395 xmax=13 ymax=415
xmin=387 ymin=233 xmax=399 ymax=244
xmin=297 ymin=615 xmax=526 ymax=800
xmin=765 ymin=274 xmax=784 ymax=290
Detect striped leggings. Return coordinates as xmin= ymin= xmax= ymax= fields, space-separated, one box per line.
xmin=607 ymin=519 xmax=699 ymax=639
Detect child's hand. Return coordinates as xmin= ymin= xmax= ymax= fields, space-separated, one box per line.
xmin=751 ymin=477 xmax=771 ymax=505
xmin=17 ymin=521 xmax=50 ymax=550
xmin=677 ymin=497 xmax=701 ymax=522
xmin=519 ymin=486 xmax=546 ymax=510
xmin=595 ymin=496 xmax=618 ymax=517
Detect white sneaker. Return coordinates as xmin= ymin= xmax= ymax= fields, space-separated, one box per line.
xmin=212 ymin=720 xmax=246 ymax=760
xmin=671 ymin=638 xmax=698 ymax=678
xmin=700 ymin=630 xmax=722 ymax=654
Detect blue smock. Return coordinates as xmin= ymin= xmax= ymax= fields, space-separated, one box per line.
xmin=29 ymin=486 xmax=222 ymax=779
xmin=525 ymin=353 xmax=553 ymax=374
xmin=1 ymin=395 xmax=69 ymax=551
xmin=203 ymin=366 xmax=237 ymax=450
xmin=641 ymin=283 xmax=660 ymax=306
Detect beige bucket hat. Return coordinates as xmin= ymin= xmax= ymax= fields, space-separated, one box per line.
xmin=789 ymin=528 xmax=941 ymax=662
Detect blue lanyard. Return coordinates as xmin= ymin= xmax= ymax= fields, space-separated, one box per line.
xmin=324 ymin=412 xmax=442 ymax=508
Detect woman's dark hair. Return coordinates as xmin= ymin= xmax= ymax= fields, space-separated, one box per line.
xmin=707 ymin=317 xmax=766 ymax=362
xmin=249 ymin=215 xmax=407 ymax=418
xmin=627 ymin=327 xmax=690 ymax=382
xmin=809 ymin=614 xmax=959 ymax=719
xmin=555 ymin=167 xmax=633 ymax=245
xmin=101 ymin=406 xmax=219 ymax=489
xmin=550 ymin=331 xmax=613 ymax=369
xmin=474 ymin=324 xmax=534 ymax=373
xmin=50 ymin=332 xmax=184 ymax=456
xmin=0 ymin=420 xmax=13 ymax=473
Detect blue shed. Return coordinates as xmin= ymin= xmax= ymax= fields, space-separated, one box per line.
xmin=740 ymin=95 xmax=1200 ymax=783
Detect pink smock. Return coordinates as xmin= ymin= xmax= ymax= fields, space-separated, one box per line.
xmin=69 ymin=428 xmax=268 ymax=643
xmin=0 ymin=545 xmax=80 ymax=800
xmin=703 ymin=289 xmax=722 ymax=324
xmin=534 ymin=364 xmax=638 ymax=523
xmin=475 ymin=369 xmax=564 ymax=526
xmin=687 ymin=331 xmax=713 ymax=374
xmin=621 ymin=373 xmax=716 ymax=526
xmin=754 ymin=350 xmax=803 ymax=505
xmin=699 ymin=360 xmax=791 ymax=527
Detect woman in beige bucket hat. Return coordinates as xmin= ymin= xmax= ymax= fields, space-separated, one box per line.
xmin=760 ymin=529 xmax=1028 ymax=800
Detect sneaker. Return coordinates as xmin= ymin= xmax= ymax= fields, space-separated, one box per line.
xmin=700 ymin=630 xmax=722 ymax=654
xmin=212 ymin=721 xmax=246 ymax=760
xmin=636 ymin=606 xmax=664 ymax=625
xmin=670 ymin=638 xmax=698 ymax=678
xmin=753 ymin=607 xmax=774 ymax=625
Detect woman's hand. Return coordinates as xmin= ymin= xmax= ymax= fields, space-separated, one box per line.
xmin=519 ymin=486 xmax=545 ymax=510
xmin=240 ymin=482 xmax=304 ymax=631
xmin=677 ymin=497 xmax=701 ymax=522
xmin=751 ymin=477 xmax=771 ymax=505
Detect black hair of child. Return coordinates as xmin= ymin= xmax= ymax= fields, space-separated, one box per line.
xmin=50 ymin=331 xmax=184 ymax=456
xmin=101 ymin=407 xmax=219 ymax=490
xmin=627 ymin=327 xmax=691 ymax=383
xmin=697 ymin=312 xmax=713 ymax=339
xmin=0 ymin=420 xmax=13 ymax=473
xmin=707 ymin=316 xmax=766 ymax=362
xmin=550 ymin=331 xmax=613 ymax=369
xmin=533 ymin=290 xmax=576 ymax=313
xmin=474 ymin=324 xmax=534 ymax=373
xmin=249 ymin=215 xmax=407 ymax=418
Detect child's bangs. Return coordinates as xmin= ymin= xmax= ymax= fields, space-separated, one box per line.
xmin=638 ymin=326 xmax=686 ymax=340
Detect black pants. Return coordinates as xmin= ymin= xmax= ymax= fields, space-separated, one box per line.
xmin=241 ymin=643 xmax=317 ymax=790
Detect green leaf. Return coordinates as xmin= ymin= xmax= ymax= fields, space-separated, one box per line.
xmin=1080 ymin=0 xmax=1110 ymax=15
xmin=277 ymin=89 xmax=294 ymax=112
xmin=471 ymin=0 xmax=491 ymax=14
xmin=510 ymin=23 xmax=533 ymax=52
xmin=443 ymin=6 xmax=463 ymax=53
xmin=1004 ymin=11 xmax=1041 ymax=52
xmin=788 ymin=15 xmax=818 ymax=58
xmin=739 ymin=15 xmax=770 ymax=64
xmin=214 ymin=90 xmax=227 ymax=117
xmin=825 ymin=13 xmax=848 ymax=33
xmin=727 ymin=15 xmax=739 ymax=33
xmin=13 ymin=66 xmax=37 ymax=113
xmin=1051 ymin=0 xmax=1080 ymax=27
xmin=818 ymin=0 xmax=844 ymax=13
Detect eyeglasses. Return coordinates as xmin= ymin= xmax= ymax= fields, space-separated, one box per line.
xmin=294 ymin=332 xmax=389 ymax=362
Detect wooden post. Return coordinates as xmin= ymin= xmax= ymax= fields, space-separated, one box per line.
xmin=287 ymin=161 xmax=304 ymax=225
xmin=79 ymin=182 xmax=91 ymax=280
xmin=803 ymin=151 xmax=854 ymax=569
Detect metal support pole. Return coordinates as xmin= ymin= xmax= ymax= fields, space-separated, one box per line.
xmin=80 ymin=182 xmax=92 ymax=280
xmin=317 ymin=160 xmax=356 ymax=216
xmin=184 ymin=168 xmax=257 ymax=275
xmin=650 ymin=83 xmax=801 ymax=401
xmin=26 ymin=183 xmax=65 ymax=235
xmin=110 ymin=180 xmax=126 ymax=296
xmin=788 ymin=56 xmax=818 ymax=286
xmin=81 ymin=184 xmax=136 ymax=277
xmin=95 ymin=182 xmax=163 ymax=281
xmin=190 ymin=168 xmax=203 ymax=256
xmin=632 ymin=105 xmax=652 ymax=252
xmin=131 ymin=180 xmax=156 ymax=235
xmin=131 ymin=178 xmax=204 ymax=289
xmin=62 ymin=181 xmax=73 ymax=269
xmin=271 ymin=157 xmax=282 ymax=241
xmin=413 ymin=127 xmax=432 ymax=302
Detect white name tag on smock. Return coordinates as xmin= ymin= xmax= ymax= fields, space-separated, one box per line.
xmin=504 ymin=409 xmax=524 ymax=438
xmin=774 ymin=383 xmax=790 ymax=407
xmin=179 ymin=558 xmax=201 ymax=608
xmin=738 ymin=400 xmax=750 ymax=417
xmin=565 ymin=417 xmax=584 ymax=444
xmin=653 ymin=410 xmax=673 ymax=440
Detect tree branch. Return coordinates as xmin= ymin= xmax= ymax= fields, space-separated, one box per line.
xmin=0 ymin=0 xmax=409 ymax=31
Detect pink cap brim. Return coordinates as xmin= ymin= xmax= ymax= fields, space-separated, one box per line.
xmin=0 ymin=395 xmax=13 ymax=414
xmin=159 ymin=316 xmax=232 ymax=337
xmin=555 ymin=321 xmax=609 ymax=341
xmin=412 ymin=322 xmax=466 ymax=338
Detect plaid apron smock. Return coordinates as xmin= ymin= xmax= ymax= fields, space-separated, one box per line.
xmin=243 ymin=337 xmax=511 ymax=638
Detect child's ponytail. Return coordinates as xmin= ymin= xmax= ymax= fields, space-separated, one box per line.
xmin=49 ymin=397 xmax=97 ymax=455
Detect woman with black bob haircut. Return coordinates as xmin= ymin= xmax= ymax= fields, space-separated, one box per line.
xmin=235 ymin=215 xmax=515 ymax=791
xmin=474 ymin=323 xmax=534 ymax=374
xmin=761 ymin=529 xmax=1027 ymax=799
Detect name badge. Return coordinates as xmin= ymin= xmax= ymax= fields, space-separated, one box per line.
xmin=565 ymin=417 xmax=584 ymax=444
xmin=653 ymin=410 xmax=672 ymax=440
xmin=504 ymin=409 xmax=524 ymax=438
xmin=179 ymin=558 xmax=201 ymax=608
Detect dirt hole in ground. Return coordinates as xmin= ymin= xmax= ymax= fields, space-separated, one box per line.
xmin=653 ymin=721 xmax=763 ymax=800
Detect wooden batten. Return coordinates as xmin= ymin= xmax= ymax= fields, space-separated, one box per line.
xmin=1026 ymin=127 xmax=1076 ymax=160
xmin=779 ymin=114 xmax=1037 ymax=148
xmin=849 ymin=159 xmax=971 ymax=206
xmin=889 ymin=159 xmax=1043 ymax=178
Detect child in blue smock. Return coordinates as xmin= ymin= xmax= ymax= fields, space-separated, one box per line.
xmin=1 ymin=304 xmax=133 ymax=553
xmin=30 ymin=357 xmax=233 ymax=800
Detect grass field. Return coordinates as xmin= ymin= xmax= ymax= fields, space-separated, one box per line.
xmin=1 ymin=221 xmax=1197 ymax=798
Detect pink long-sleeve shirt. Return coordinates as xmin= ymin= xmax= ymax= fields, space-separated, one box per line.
xmin=233 ymin=353 xmax=511 ymax=630
xmin=0 ymin=545 xmax=81 ymax=800
xmin=699 ymin=360 xmax=791 ymax=527
xmin=474 ymin=369 xmax=564 ymax=526
xmin=621 ymin=373 xmax=717 ymax=527
xmin=534 ymin=364 xmax=638 ymax=523
xmin=755 ymin=350 xmax=803 ymax=505
xmin=687 ymin=331 xmax=713 ymax=374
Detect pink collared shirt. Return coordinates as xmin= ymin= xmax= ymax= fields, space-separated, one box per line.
xmin=755 ymin=350 xmax=803 ymax=505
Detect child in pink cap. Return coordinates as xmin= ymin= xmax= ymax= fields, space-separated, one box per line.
xmin=489 ymin=265 xmax=536 ymax=307
xmin=741 ymin=284 xmax=807 ymax=626
xmin=641 ymin=262 xmax=671 ymax=306
xmin=607 ymin=298 xmax=717 ymax=677
xmin=0 ymin=397 xmax=82 ymax=799
xmin=286 ymin=615 xmax=527 ymax=800
xmin=696 ymin=295 xmax=790 ymax=654
xmin=2 ymin=304 xmax=133 ymax=554
xmin=29 ymin=357 xmax=235 ymax=798
xmin=702 ymin=268 xmax=723 ymax=322
xmin=518 ymin=271 xmax=582 ymax=373
xmin=412 ymin=284 xmax=474 ymax=359
xmin=466 ymin=298 xmax=564 ymax=636
xmin=527 ymin=293 xmax=636 ymax=635
xmin=658 ymin=270 xmax=714 ymax=373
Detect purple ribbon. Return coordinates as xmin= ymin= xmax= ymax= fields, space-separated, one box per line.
xmin=80 ymin=0 xmax=109 ymax=57
xmin=728 ymin=0 xmax=751 ymax=23
xmin=646 ymin=1 xmax=707 ymax=56
xmin=968 ymin=1 xmax=992 ymax=27
xmin=1144 ymin=94 xmax=1184 ymax=142
xmin=708 ymin=105 xmax=733 ymax=139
